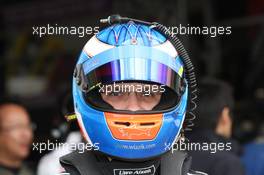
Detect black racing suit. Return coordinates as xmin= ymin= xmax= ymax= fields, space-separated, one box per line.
xmin=60 ymin=150 xmax=206 ymax=175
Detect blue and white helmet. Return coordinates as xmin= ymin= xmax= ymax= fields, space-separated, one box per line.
xmin=71 ymin=16 xmax=193 ymax=160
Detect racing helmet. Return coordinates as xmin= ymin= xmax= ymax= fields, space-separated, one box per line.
xmin=71 ymin=15 xmax=196 ymax=160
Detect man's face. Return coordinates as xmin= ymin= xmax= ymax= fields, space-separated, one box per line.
xmin=100 ymin=83 xmax=162 ymax=111
xmin=0 ymin=105 xmax=33 ymax=160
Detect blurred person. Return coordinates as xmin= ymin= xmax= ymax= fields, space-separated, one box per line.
xmin=58 ymin=15 xmax=206 ymax=175
xmin=37 ymin=92 xmax=83 ymax=175
xmin=37 ymin=131 xmax=82 ymax=175
xmin=242 ymin=120 xmax=264 ymax=175
xmin=187 ymin=78 xmax=245 ymax=175
xmin=0 ymin=102 xmax=34 ymax=175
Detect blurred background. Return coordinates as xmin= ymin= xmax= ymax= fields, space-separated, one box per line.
xmin=0 ymin=0 xmax=263 ymax=174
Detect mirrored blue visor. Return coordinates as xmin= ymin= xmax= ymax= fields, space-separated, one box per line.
xmin=78 ymin=45 xmax=185 ymax=95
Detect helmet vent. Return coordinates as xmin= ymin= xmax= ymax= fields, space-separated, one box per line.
xmin=114 ymin=121 xmax=131 ymax=127
xmin=140 ymin=122 xmax=155 ymax=126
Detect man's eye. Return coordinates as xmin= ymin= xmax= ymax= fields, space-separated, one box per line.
xmin=141 ymin=92 xmax=153 ymax=96
xmin=108 ymin=92 xmax=122 ymax=96
xmin=142 ymin=92 xmax=161 ymax=97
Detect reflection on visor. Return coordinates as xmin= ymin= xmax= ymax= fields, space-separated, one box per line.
xmin=85 ymin=58 xmax=183 ymax=95
xmin=81 ymin=58 xmax=185 ymax=113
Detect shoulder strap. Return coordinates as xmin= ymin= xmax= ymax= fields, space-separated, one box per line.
xmin=60 ymin=151 xmax=101 ymax=175
xmin=160 ymin=151 xmax=192 ymax=175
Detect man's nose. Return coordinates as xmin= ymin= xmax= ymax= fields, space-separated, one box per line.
xmin=126 ymin=93 xmax=143 ymax=111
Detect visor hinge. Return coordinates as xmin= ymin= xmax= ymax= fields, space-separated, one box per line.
xmin=74 ymin=64 xmax=89 ymax=92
